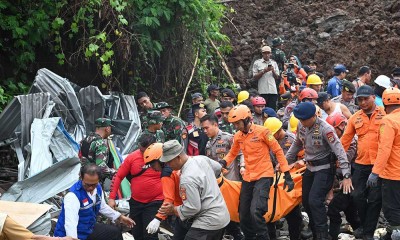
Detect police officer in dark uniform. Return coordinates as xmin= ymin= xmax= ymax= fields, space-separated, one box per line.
xmin=285 ymin=102 xmax=353 ymax=239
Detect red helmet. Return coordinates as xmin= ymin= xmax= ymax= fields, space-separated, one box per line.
xmin=326 ymin=112 xmax=347 ymax=128
xmin=251 ymin=96 xmax=266 ymax=106
xmin=299 ymin=88 xmax=318 ymax=101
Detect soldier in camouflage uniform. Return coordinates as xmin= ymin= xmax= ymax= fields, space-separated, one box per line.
xmin=133 ymin=110 xmax=165 ymax=150
xmin=271 ymin=37 xmax=287 ymax=72
xmin=79 ymin=118 xmax=116 ymax=181
xmin=137 ymin=91 xmax=157 ymax=129
xmin=332 ymin=80 xmax=359 ymax=114
xmin=154 ymin=102 xmax=186 ymax=144
xmin=219 ymin=101 xmax=235 ymax=134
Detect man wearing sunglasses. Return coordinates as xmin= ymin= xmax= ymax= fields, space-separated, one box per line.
xmin=54 ymin=164 xmax=135 ymax=240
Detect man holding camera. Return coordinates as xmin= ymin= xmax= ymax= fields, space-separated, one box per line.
xmin=253 ymin=46 xmax=280 ymax=110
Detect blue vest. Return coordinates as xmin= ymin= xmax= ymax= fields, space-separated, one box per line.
xmin=54 ymin=181 xmax=102 ymax=240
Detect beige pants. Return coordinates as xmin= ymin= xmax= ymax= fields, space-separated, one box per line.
xmin=0 ymin=216 xmax=34 ymax=240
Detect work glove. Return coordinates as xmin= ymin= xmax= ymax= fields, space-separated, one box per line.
xmin=218 ymin=160 xmax=227 ymax=168
xmin=366 ymin=172 xmax=379 ymax=188
xmin=283 ymin=171 xmax=294 ymax=192
xmin=146 ymin=218 xmax=160 ymax=234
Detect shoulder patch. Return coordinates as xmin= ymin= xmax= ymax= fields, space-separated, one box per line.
xmin=180 ymin=186 xmax=187 ymax=201
xmin=326 ymin=132 xmax=335 ymax=143
xmin=379 ymin=123 xmax=385 ymax=135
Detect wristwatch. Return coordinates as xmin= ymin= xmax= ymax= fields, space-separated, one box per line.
xmin=344 ymin=173 xmax=351 ymax=179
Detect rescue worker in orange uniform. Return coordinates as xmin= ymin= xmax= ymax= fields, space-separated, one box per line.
xmin=367 ymin=87 xmax=400 ymax=240
xmin=142 ymin=143 xmax=188 ymax=239
xmin=220 ymin=104 xmax=294 ymax=240
xmin=341 ymin=85 xmax=386 ymax=240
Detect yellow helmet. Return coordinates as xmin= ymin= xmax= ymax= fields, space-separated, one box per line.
xmin=264 ymin=117 xmax=283 ymax=135
xmin=306 ymin=74 xmax=323 ymax=85
xmin=289 ymin=114 xmax=299 ymax=133
xmin=237 ymin=91 xmax=249 ymax=103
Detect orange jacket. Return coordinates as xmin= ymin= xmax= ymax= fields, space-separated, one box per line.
xmin=341 ymin=106 xmax=386 ymax=165
xmin=218 ymin=167 xmax=305 ymax=223
xmin=156 ymin=171 xmax=183 ymax=220
xmin=372 ymin=108 xmax=400 ymax=180
xmin=224 ymin=124 xmax=290 ymax=182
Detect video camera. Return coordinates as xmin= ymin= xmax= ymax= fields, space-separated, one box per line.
xmin=286 ymin=63 xmax=298 ymax=85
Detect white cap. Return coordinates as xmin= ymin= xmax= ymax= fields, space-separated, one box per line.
xmin=374 ymin=75 xmax=392 ymax=89
xmin=261 ymin=46 xmax=271 ymax=53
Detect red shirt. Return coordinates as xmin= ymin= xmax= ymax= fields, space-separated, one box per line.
xmin=110 ymin=150 xmax=163 ymax=203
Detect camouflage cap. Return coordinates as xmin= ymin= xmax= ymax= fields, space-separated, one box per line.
xmin=147 ymin=110 xmax=165 ymax=125
xmin=95 ymin=118 xmax=113 ymax=127
xmin=154 ymin=102 xmax=173 ymax=110
xmin=272 ymin=37 xmax=284 ymax=47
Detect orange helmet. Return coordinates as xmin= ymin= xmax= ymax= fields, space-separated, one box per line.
xmin=143 ymin=143 xmax=163 ymax=164
xmin=326 ymin=112 xmax=347 ymax=128
xmin=383 ymin=87 xmax=400 ymax=105
xmin=299 ymin=88 xmax=318 ymax=101
xmin=228 ymin=105 xmax=251 ymax=123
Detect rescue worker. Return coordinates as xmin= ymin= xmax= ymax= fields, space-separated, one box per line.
xmin=332 ymin=80 xmax=359 ymax=114
xmin=154 ymin=102 xmax=186 ymax=144
xmin=367 ymin=87 xmax=400 ymax=240
xmin=252 ymin=96 xmax=266 ymax=125
xmin=201 ymin=114 xmax=244 ymax=239
xmin=317 ymin=92 xmax=352 ymax=119
xmin=264 ymin=117 xmax=304 ymax=240
xmin=306 ymin=74 xmax=323 ymax=92
xmin=204 ymin=84 xmax=220 ymax=115
xmin=182 ymin=103 xmax=208 ymax=156
xmin=285 ymin=102 xmax=353 ymax=239
xmin=159 ymin=140 xmax=230 ymax=239
xmin=253 ymin=46 xmax=280 ymax=110
xmin=185 ymin=92 xmax=203 ymax=123
xmin=109 ymin=134 xmax=163 ymax=240
xmin=137 ymin=92 xmax=157 ymax=129
xmin=341 ymin=85 xmax=386 ymax=240
xmin=221 ymin=88 xmax=236 ymax=103
xmin=79 ymin=118 xmax=115 ymax=181
xmin=271 ymin=37 xmax=287 ymax=72
xmin=54 ymin=164 xmax=135 ymax=240
xmin=352 ymin=66 xmax=371 ymax=91
xmin=141 ymin=143 xmax=186 ymax=239
xmin=374 ymin=75 xmax=392 ymax=107
xmin=220 ymin=105 xmax=294 ymax=240
xmin=219 ymin=101 xmax=235 ymax=134
xmin=237 ymin=90 xmax=250 ymax=104
xmin=325 ymin=113 xmax=361 ymax=239
xmin=133 ymin=110 xmax=165 ymax=150
xmin=327 ymin=64 xmax=348 ymax=98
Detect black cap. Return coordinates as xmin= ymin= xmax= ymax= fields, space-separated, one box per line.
xmin=356 ymin=85 xmax=374 ymax=98
xmin=303 ymin=65 xmax=314 ymax=74
xmin=392 ymin=67 xmax=400 ymax=76
xmin=221 ymin=88 xmax=235 ymax=98
xmin=207 ymin=84 xmax=220 ymax=93
xmin=192 ymin=103 xmax=206 ymax=115
xmin=191 ymin=92 xmax=203 ymax=99
xmin=307 ymin=60 xmax=318 ymax=65
xmin=317 ymin=92 xmax=330 ymax=105
xmin=280 ymin=92 xmax=292 ymax=102
xmin=342 ymin=80 xmax=356 ymax=93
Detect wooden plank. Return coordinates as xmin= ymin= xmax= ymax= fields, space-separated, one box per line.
xmin=0 ymin=200 xmax=52 ymax=228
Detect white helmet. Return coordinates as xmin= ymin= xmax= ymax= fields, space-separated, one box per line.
xmin=374 ymin=75 xmax=391 ymax=89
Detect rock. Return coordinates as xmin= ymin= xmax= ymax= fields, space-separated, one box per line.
xmin=243 ymin=31 xmax=252 ymax=37
xmin=319 ymin=32 xmax=331 ymax=39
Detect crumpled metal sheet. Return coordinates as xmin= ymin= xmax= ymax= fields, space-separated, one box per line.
xmin=49 ymin=118 xmax=79 ymax=163
xmin=0 ymin=157 xmax=80 ymax=203
xmin=29 ymin=68 xmax=86 ymax=143
xmin=27 ymin=212 xmax=52 ymax=235
xmin=77 ymin=86 xmax=105 ymax=134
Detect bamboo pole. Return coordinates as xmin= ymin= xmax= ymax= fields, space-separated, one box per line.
xmin=206 ymin=34 xmax=236 ymax=84
xmin=178 ymin=50 xmax=199 ymax=118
